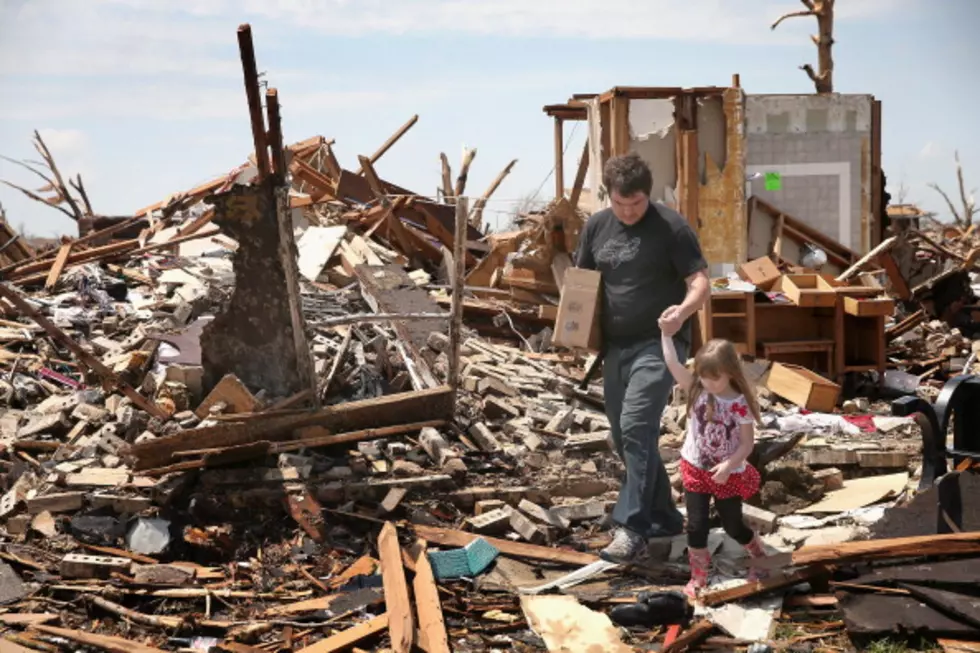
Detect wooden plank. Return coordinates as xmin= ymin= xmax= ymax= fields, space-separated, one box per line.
xmin=700 ymin=566 xmax=823 ymax=607
xmin=44 ymin=242 xmax=72 ymax=291
xmin=663 ymin=620 xmax=714 ymax=653
xmin=412 ymin=542 xmax=451 ymax=653
xmin=294 ymin=614 xmax=389 ymax=653
xmin=569 ymin=139 xmax=589 ymax=213
xmin=31 ymin=625 xmax=166 ymax=653
xmin=194 ymin=373 xmax=259 ymax=419
xmin=760 ymin=532 xmax=980 ymax=571
xmin=237 ymin=25 xmax=270 ymax=180
xmin=130 ymin=385 xmax=454 ymax=471
xmin=413 ymin=524 xmax=598 ymax=566
xmin=447 ymin=199 xmax=468 ymax=396
xmin=378 ymin=523 xmax=414 ymax=653
xmin=553 ymin=116 xmax=565 ymax=199
xmin=357 ymin=115 xmax=418 ymax=174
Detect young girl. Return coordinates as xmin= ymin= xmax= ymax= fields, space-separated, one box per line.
xmin=658 ymin=328 xmax=768 ymax=598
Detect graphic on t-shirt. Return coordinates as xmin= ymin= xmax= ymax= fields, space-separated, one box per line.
xmin=594 ymin=235 xmax=641 ymax=270
xmin=681 ymin=394 xmax=752 ymax=469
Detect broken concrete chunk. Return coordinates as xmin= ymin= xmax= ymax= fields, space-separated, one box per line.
xmin=484 ymin=397 xmax=520 ymax=421
xmin=26 ymin=492 xmax=85 ymax=515
xmin=427 ymin=332 xmax=449 ymax=352
xmin=741 ymin=503 xmax=778 ymax=534
xmin=550 ymin=501 xmax=606 ymax=523
xmin=468 ymin=423 xmax=502 ymax=452
xmin=133 ymin=563 xmax=195 ymax=586
xmin=419 ymin=427 xmax=455 ymax=466
xmin=509 ymin=508 xmax=546 ymax=544
xmin=65 ymin=468 xmax=130 ymax=487
xmin=565 ymin=432 xmax=611 ymax=453
xmin=857 ymin=451 xmax=909 ymax=468
xmin=17 ymin=412 xmax=70 ymax=438
xmin=392 ymin=460 xmax=424 ymax=477
xmin=545 ymin=407 xmax=575 ymax=433
xmin=36 ymin=393 xmax=82 ymax=415
xmin=478 ymin=377 xmax=519 ymax=398
xmin=380 ymin=487 xmax=408 ymax=514
xmin=71 ymin=403 xmax=110 ymax=424
xmin=89 ymin=494 xmax=152 ymax=514
xmin=518 ymin=499 xmax=571 ymax=530
xmin=803 ymin=448 xmax=858 ymax=466
xmin=60 ymin=553 xmax=130 ymax=580
xmin=813 ymin=467 xmax=845 ymax=491
xmin=467 ymin=507 xmax=513 ymax=534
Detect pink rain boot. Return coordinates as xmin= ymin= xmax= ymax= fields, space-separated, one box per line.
xmin=744 ymin=533 xmax=769 ymax=582
xmin=684 ymin=547 xmax=710 ymax=598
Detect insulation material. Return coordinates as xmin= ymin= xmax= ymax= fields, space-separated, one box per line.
xmin=697 ymin=88 xmax=747 ymax=266
xmin=628 ymin=98 xmax=677 ymax=202
xmin=628 ymin=99 xmax=674 ymax=142
xmin=584 ymin=98 xmax=610 ymax=210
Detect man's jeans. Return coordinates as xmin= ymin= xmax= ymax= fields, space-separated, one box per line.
xmin=604 ymin=336 xmax=687 ymax=539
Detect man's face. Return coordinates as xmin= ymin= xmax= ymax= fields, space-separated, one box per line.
xmin=610 ymin=190 xmax=649 ymax=225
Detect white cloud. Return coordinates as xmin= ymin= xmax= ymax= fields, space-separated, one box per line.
xmin=919 ymin=141 xmax=940 ymax=159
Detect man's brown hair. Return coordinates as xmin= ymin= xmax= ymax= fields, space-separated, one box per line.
xmin=603 ymin=153 xmax=653 ymax=197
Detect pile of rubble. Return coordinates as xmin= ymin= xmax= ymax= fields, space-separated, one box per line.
xmin=2 ymin=23 xmax=980 ymax=653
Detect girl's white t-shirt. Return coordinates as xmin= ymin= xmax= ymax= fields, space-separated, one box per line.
xmin=680 ymin=391 xmax=755 ymax=471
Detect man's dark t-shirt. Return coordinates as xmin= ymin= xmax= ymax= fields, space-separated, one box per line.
xmin=574 ymin=201 xmax=707 ymax=348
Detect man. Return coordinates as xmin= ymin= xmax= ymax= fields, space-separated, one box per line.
xmin=575 ymin=153 xmax=710 ymax=564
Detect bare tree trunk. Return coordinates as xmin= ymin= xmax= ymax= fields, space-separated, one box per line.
xmin=772 ymin=0 xmax=835 ymax=94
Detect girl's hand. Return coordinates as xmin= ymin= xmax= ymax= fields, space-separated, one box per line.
xmin=710 ymin=460 xmax=733 ymax=485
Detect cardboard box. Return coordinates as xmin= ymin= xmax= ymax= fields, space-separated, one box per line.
xmin=766 ymin=362 xmax=840 ymax=413
xmin=737 ymin=257 xmax=781 ymax=290
xmin=772 ymin=274 xmax=836 ymax=307
xmin=552 ymin=268 xmax=601 ymax=351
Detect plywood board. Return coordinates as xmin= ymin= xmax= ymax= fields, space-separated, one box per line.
xmin=800 ymin=472 xmax=908 ymax=514
xmin=296 ymin=226 xmax=347 ymax=282
xmin=520 ymin=594 xmax=632 ymax=653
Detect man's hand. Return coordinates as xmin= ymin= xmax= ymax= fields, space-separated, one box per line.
xmin=659 ymin=305 xmax=683 ymax=337
xmin=710 ymin=460 xmax=734 ymax=485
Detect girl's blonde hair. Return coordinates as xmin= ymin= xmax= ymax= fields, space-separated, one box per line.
xmin=685 ymin=338 xmax=762 ymax=424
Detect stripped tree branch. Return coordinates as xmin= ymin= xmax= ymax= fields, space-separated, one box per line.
xmin=454 ymin=148 xmax=477 ymax=199
xmin=71 ymin=174 xmax=94 ymax=216
xmin=32 ymin=130 xmax=84 ymax=221
xmin=440 ymin=152 xmax=454 ymax=204
xmin=771 ymin=9 xmax=816 ymax=29
xmin=930 ymin=152 xmax=978 ymax=227
xmin=771 ymin=0 xmax=835 ymax=93
xmin=1 ymin=180 xmax=77 ymax=220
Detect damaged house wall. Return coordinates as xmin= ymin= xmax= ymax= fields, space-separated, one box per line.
xmin=746 ymin=94 xmax=874 ymax=256
xmin=199 ymin=177 xmax=316 ymax=399
xmin=627 ymin=99 xmax=677 ymax=203
xmin=696 ymin=89 xmax=747 ymax=270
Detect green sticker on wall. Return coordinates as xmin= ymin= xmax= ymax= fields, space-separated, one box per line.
xmin=764 ymin=172 xmax=782 ymax=191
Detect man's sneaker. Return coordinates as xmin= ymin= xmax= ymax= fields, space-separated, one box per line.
xmin=600 ymin=528 xmax=645 ymax=564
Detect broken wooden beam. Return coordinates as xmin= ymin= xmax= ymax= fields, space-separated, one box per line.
xmin=294 ymin=613 xmax=389 ymax=653
xmin=378 ymin=522 xmax=414 ymax=653
xmin=762 ymin=531 xmax=980 ymax=570
xmin=413 ymin=524 xmax=598 ymax=566
xmin=129 ymin=385 xmax=454 ymax=471
xmin=412 ymin=541 xmax=450 ymax=653
xmin=357 ymin=115 xmax=419 ymax=175
xmin=470 ymin=159 xmax=517 ymax=229
xmin=447 ymin=198 xmax=468 ymax=396
xmin=236 ymin=23 xmax=270 ymax=180
xmin=31 ymin=625 xmax=166 ymax=653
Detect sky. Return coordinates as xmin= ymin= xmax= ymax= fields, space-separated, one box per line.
xmin=0 ymin=0 xmax=978 ymax=239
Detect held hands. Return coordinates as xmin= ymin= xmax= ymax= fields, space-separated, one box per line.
xmin=658 ymin=305 xmax=684 ymax=337
xmin=710 ymin=459 xmax=734 ymax=485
